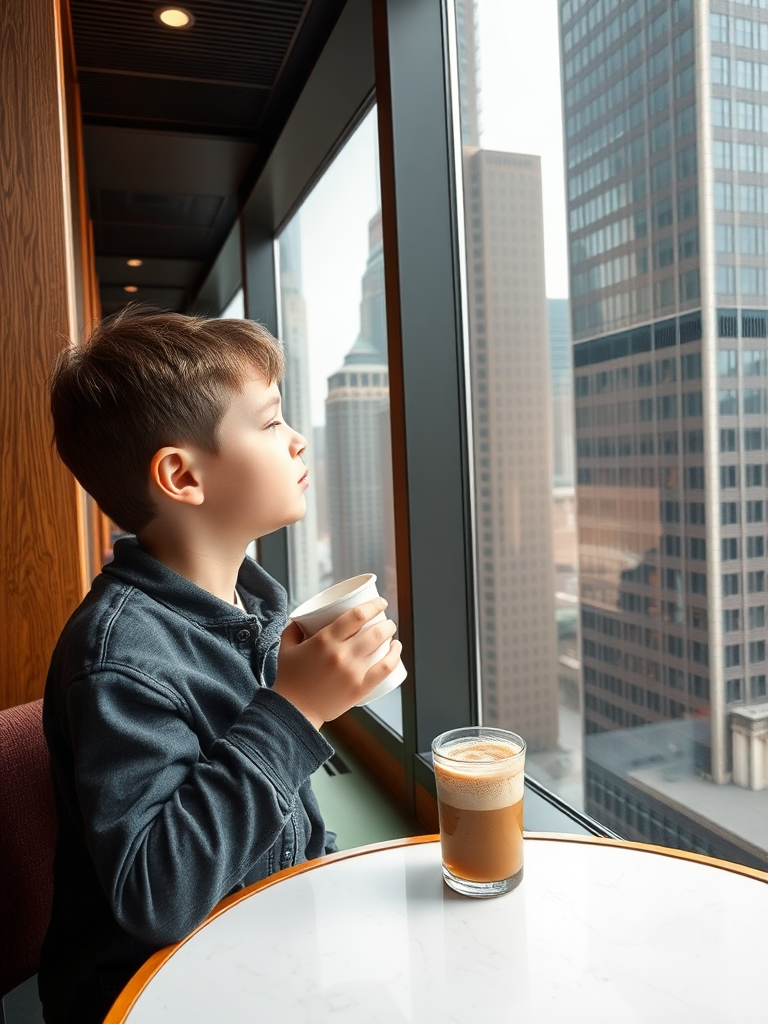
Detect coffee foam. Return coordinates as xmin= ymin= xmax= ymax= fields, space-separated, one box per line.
xmin=434 ymin=740 xmax=524 ymax=810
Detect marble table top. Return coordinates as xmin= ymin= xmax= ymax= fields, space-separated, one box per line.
xmin=110 ymin=835 xmax=768 ymax=1023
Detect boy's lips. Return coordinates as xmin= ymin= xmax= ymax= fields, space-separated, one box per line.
xmin=299 ymin=469 xmax=309 ymax=486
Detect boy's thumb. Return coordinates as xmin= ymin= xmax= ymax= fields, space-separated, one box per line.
xmin=281 ymin=620 xmax=305 ymax=647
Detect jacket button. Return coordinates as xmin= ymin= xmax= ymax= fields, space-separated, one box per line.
xmin=236 ymin=629 xmax=251 ymax=642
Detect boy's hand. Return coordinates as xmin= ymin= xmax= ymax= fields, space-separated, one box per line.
xmin=273 ymin=598 xmax=402 ymax=730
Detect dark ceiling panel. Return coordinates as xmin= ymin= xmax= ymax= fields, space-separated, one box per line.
xmin=70 ymin=1 xmax=307 ymax=85
xmin=91 ymin=189 xmax=225 ymax=228
xmin=72 ymin=0 xmax=347 ymax=313
xmin=96 ymin=223 xmax=220 ymax=260
xmin=79 ymin=71 xmax=268 ymax=136
xmin=100 ymin=285 xmax=187 ymax=315
xmin=83 ymin=128 xmax=257 ymax=194
xmin=96 ymin=256 xmax=203 ymax=289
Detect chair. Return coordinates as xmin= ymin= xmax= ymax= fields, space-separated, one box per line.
xmin=0 ymin=700 xmax=57 ymax=1009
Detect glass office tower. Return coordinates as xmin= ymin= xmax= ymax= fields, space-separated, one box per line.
xmin=561 ymin=0 xmax=768 ymax=867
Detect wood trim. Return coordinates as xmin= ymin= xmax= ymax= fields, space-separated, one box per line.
xmin=105 ymin=831 xmax=768 ymax=1023
xmin=415 ymin=781 xmax=439 ymax=833
xmin=325 ymin=712 xmax=406 ymax=803
xmin=0 ymin=0 xmax=90 ymax=710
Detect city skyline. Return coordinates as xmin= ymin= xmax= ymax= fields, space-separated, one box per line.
xmin=562 ymin=0 xmax=768 ymax=868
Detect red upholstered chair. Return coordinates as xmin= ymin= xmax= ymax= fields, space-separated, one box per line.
xmin=0 ymin=699 xmax=57 ymax=1000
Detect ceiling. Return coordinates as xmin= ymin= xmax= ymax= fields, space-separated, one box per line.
xmin=70 ymin=0 xmax=346 ymax=315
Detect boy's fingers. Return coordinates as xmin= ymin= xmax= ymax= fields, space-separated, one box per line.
xmin=351 ymin=617 xmax=397 ymax=657
xmin=281 ymin=620 xmax=305 ymax=647
xmin=363 ymin=640 xmax=402 ymax=688
xmin=328 ymin=598 xmax=388 ymax=640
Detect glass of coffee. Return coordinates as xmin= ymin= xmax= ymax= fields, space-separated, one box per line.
xmin=432 ymin=726 xmax=526 ymax=898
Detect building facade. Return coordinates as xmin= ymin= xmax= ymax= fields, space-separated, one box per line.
xmin=464 ymin=148 xmax=560 ymax=751
xmin=560 ymin=0 xmax=768 ymax=865
xmin=325 ymin=212 xmax=394 ymax=598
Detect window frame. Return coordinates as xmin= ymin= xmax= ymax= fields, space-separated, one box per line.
xmin=234 ymin=0 xmax=611 ymax=840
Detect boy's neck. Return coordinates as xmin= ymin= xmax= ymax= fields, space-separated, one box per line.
xmin=137 ymin=527 xmax=247 ymax=606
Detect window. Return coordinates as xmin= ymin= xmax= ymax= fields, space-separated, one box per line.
xmin=664 ymin=535 xmax=682 ymax=558
xmin=749 ymin=606 xmax=766 ymax=630
xmin=744 ymin=351 xmax=766 ymax=377
xmin=744 ymin=390 xmax=763 ymax=415
xmin=747 ymin=536 xmax=765 ymax=558
xmin=726 ymin=679 xmax=743 ymax=703
xmin=725 ymin=645 xmax=742 ymax=669
xmin=720 ymin=465 xmax=738 ymax=489
xmin=746 ymin=464 xmax=763 ymax=487
xmin=723 ymin=573 xmax=740 ymax=596
xmin=718 ymin=390 xmax=737 ymax=416
xmin=277 ymin=109 xmax=401 ymax=734
xmin=722 ymin=538 xmax=738 ymax=561
xmin=749 ymin=571 xmax=766 ymax=593
xmin=687 ymin=502 xmax=705 ymax=525
xmin=750 ymin=640 xmax=766 ymax=664
xmin=718 ymin=350 xmax=738 ymax=377
xmin=750 ymin=674 xmax=767 ymax=699
xmin=745 ymin=428 xmax=763 ymax=451
xmin=686 ymin=467 xmax=704 ymax=490
xmin=681 ymin=352 xmax=701 ymax=380
xmin=747 ymin=500 xmax=764 ymax=523
xmin=458 ymin=0 xmax=768 ymax=868
xmin=723 ymin=609 xmax=740 ymax=633
xmin=689 ymin=537 xmax=706 ymax=560
xmin=721 ymin=502 xmax=738 ymax=526
xmin=720 ymin=428 xmax=737 ymax=453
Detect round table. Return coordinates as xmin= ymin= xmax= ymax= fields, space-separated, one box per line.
xmin=107 ymin=834 xmax=768 ymax=1023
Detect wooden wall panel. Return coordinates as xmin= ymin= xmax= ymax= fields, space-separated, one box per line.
xmin=0 ymin=0 xmax=90 ymax=710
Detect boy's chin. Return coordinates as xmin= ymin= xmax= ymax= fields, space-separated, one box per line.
xmin=256 ymin=505 xmax=307 ymax=538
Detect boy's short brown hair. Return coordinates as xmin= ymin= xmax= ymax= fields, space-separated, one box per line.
xmin=51 ymin=306 xmax=285 ymax=534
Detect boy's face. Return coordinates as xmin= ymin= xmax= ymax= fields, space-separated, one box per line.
xmin=194 ymin=376 xmax=309 ymax=541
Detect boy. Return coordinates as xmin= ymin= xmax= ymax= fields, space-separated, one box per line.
xmin=39 ymin=307 xmax=401 ymax=1023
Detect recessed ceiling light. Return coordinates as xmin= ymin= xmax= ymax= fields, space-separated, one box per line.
xmin=126 ymin=258 xmax=143 ymax=267
xmin=154 ymin=6 xmax=195 ymax=28
xmin=124 ymin=285 xmax=139 ymax=293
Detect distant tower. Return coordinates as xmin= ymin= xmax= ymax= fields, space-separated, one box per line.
xmin=325 ymin=212 xmax=396 ymax=602
xmin=455 ymin=0 xmax=481 ymax=147
xmin=464 ymin=149 xmax=559 ymax=750
xmin=279 ymin=216 xmax=320 ymax=606
xmin=548 ymin=297 xmax=575 ymax=488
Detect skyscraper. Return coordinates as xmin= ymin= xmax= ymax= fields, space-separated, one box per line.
xmin=325 ymin=212 xmax=396 ymax=602
xmin=464 ymin=147 xmax=560 ymax=752
xmin=279 ymin=216 xmax=320 ymax=606
xmin=455 ymin=0 xmax=560 ymax=753
xmin=549 ymin=297 xmax=576 ymax=488
xmin=560 ymin=0 xmax=768 ymax=866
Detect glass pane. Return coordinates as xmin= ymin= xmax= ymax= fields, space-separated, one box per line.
xmin=456 ymin=0 xmax=768 ymax=871
xmin=276 ymin=108 xmax=402 ymax=734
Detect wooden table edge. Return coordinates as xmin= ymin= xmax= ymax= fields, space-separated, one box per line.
xmin=104 ymin=830 xmax=768 ymax=1023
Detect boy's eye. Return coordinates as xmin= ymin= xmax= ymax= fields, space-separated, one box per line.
xmin=266 ymin=420 xmax=282 ymax=431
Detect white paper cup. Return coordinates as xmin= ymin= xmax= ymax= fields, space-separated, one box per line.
xmin=289 ymin=574 xmax=407 ymax=707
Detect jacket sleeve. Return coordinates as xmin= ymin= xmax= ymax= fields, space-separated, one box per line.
xmin=64 ymin=667 xmax=333 ymax=946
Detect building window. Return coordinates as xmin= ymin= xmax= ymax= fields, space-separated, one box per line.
xmin=726 ymin=679 xmax=743 ymax=703
xmin=723 ymin=609 xmax=740 ymax=633
xmin=725 ymin=645 xmax=742 ymax=669
xmin=721 ymin=502 xmax=738 ymax=525
xmin=749 ymin=606 xmax=766 ymax=630
xmin=747 ymin=536 xmax=765 ymax=559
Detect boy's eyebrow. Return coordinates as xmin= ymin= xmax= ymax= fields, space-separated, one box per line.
xmin=257 ymin=395 xmax=281 ymax=416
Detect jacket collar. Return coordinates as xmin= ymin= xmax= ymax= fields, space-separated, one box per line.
xmin=103 ymin=537 xmax=287 ymax=643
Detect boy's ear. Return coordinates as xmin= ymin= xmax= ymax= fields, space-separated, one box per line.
xmin=150 ymin=447 xmax=205 ymax=506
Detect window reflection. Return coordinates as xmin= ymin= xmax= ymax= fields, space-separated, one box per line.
xmin=277 ymin=109 xmax=401 ymax=734
xmin=458 ymin=0 xmax=768 ymax=870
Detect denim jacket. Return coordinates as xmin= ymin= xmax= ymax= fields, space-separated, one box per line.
xmin=39 ymin=537 xmax=335 ymax=1024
